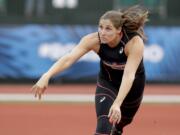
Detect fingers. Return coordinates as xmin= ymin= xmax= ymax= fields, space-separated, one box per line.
xmin=38 ymin=87 xmax=46 ymax=100
xmin=38 ymin=88 xmax=41 ymax=100
xmin=108 ymin=108 xmax=121 ymax=124
xmin=31 ymin=85 xmax=38 ymax=98
xmin=30 ymin=85 xmax=36 ymax=93
xmin=31 ymin=85 xmax=46 ymax=100
xmin=117 ymin=114 xmax=121 ymax=123
xmin=109 ymin=114 xmax=120 ymax=125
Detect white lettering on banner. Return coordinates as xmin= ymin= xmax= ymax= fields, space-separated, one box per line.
xmin=39 ymin=42 xmax=74 ymax=60
xmin=38 ymin=42 xmax=100 ymax=62
xmin=39 ymin=42 xmax=164 ymax=63
xmin=52 ymin=0 xmax=78 ymax=8
xmin=144 ymin=44 xmax=164 ymax=63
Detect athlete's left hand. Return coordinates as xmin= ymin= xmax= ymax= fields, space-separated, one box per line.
xmin=108 ymin=101 xmax=121 ymax=125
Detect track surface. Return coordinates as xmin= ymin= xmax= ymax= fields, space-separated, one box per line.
xmin=0 ymin=84 xmax=180 ymax=135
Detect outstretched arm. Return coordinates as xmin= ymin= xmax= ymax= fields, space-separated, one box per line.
xmin=43 ymin=36 xmax=92 ymax=79
xmin=31 ymin=34 xmax=98 ymax=99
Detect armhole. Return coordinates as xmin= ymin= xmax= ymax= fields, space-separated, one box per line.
xmin=123 ymin=28 xmax=129 ymax=41
xmin=98 ymin=32 xmax=101 ymax=45
xmin=96 ymin=32 xmax=102 ymax=54
xmin=123 ymin=29 xmax=141 ymax=56
xmin=123 ymin=28 xmax=142 ymax=43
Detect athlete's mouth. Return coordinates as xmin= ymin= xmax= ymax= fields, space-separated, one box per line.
xmin=100 ymin=36 xmax=107 ymax=41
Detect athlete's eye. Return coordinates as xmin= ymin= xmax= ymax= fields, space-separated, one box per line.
xmin=98 ymin=25 xmax=103 ymax=29
xmin=106 ymin=27 xmax=112 ymax=31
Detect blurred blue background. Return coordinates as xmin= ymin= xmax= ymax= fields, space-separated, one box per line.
xmin=0 ymin=0 xmax=180 ymax=83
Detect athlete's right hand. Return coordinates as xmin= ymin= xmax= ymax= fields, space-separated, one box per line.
xmin=31 ymin=73 xmax=50 ymax=100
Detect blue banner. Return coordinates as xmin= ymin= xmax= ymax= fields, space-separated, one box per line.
xmin=144 ymin=27 xmax=180 ymax=82
xmin=0 ymin=25 xmax=180 ymax=82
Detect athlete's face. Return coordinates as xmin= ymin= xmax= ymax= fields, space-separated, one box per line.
xmin=98 ymin=19 xmax=121 ymax=44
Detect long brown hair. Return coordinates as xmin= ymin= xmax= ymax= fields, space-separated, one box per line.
xmin=100 ymin=5 xmax=149 ymax=40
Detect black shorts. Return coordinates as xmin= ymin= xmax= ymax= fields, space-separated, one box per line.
xmin=94 ymin=75 xmax=145 ymax=134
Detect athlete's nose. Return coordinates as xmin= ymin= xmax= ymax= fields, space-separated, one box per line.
xmin=100 ymin=29 xmax=106 ymax=36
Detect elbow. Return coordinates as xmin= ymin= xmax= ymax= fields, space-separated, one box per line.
xmin=62 ymin=53 xmax=74 ymax=67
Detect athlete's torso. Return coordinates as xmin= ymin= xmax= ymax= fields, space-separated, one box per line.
xmin=97 ymin=30 xmax=145 ymax=86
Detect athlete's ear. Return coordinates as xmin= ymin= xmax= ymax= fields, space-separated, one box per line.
xmin=117 ymin=27 xmax=122 ymax=34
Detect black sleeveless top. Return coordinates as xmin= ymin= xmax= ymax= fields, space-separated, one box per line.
xmin=97 ymin=30 xmax=145 ymax=86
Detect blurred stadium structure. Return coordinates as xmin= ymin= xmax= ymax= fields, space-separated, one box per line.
xmin=0 ymin=0 xmax=180 ymax=25
xmin=0 ymin=0 xmax=180 ymax=83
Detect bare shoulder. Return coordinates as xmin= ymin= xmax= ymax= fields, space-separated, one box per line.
xmin=82 ymin=32 xmax=99 ymax=44
xmin=125 ymin=35 xmax=144 ymax=55
xmin=127 ymin=36 xmax=144 ymax=48
xmin=129 ymin=35 xmax=143 ymax=45
xmin=80 ymin=32 xmax=100 ymax=52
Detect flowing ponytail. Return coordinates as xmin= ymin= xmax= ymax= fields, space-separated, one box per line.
xmin=120 ymin=5 xmax=149 ymax=40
